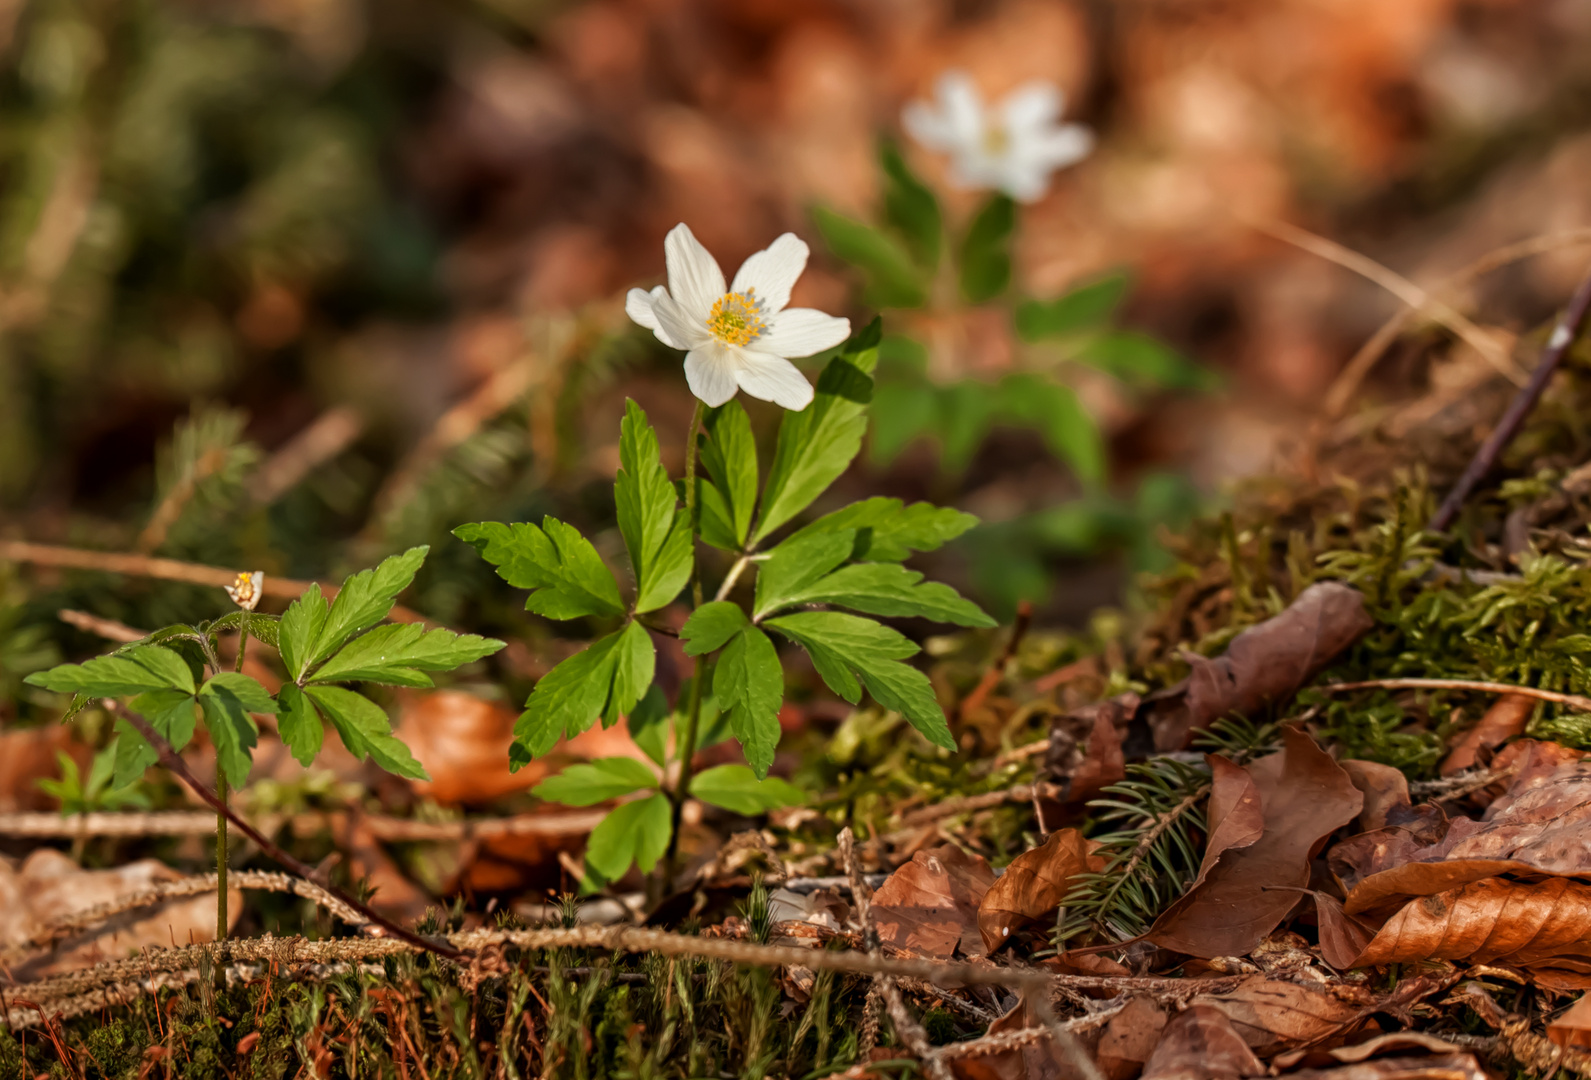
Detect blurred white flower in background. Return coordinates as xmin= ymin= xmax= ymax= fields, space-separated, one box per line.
xmin=903 ymin=71 xmax=1094 ymax=202
xmin=627 ymin=225 xmax=850 ymax=411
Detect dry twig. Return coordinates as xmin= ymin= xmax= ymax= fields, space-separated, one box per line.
xmin=1319 ymin=677 xmax=1591 ymax=713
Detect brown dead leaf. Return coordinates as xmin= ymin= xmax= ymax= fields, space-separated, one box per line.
xmin=1140 ymin=1005 xmax=1263 ymax=1080
xmin=1304 ymin=891 xmax=1377 ymax=971
xmin=1273 ymin=1031 xmax=1463 ymax=1070
xmin=950 ymin=993 xmax=1103 ymax=1080
xmin=1148 ymin=728 xmax=1362 ymax=958
xmin=1440 ymin=694 xmax=1534 ymax=775
xmin=1342 ymin=759 xmax=1591 ymax=916
xmin=1096 ymin=996 xmax=1168 ymax=1080
xmin=1190 ymin=976 xmax=1367 ymax=1057
xmin=1045 ymin=698 xmax=1130 ymax=804
xmin=1143 ymin=583 xmax=1372 ymax=751
xmin=1273 ymin=1055 xmax=1489 ymax=1080
xmin=1549 ymin=994 xmax=1591 ymax=1049
xmin=979 ymin=829 xmax=1102 ymax=954
xmin=1338 ymin=760 xmax=1412 ymax=832
xmin=397 ymin=691 xmax=542 ymax=805
xmin=873 ymin=845 xmax=996 ymax=960
xmin=1345 ymin=876 xmax=1591 ymax=969
xmin=3 ymin=849 xmax=241 ymax=977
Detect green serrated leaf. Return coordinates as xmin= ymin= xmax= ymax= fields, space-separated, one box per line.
xmin=714 ymin=626 xmax=783 ymax=777
xmin=512 ymin=628 xmax=629 ymax=764
xmin=783 ymin=497 xmax=979 ymax=562
xmin=766 ymin=611 xmax=953 ymax=750
xmin=26 ymin=644 xmax=195 ymax=697
xmin=689 ymin=764 xmax=804 ymax=816
xmin=636 ymin=514 xmax=692 ymax=614
xmin=304 ymin=684 xmax=428 ymax=781
xmin=604 ymin=620 xmax=655 ymax=726
xmin=308 ymin=623 xmax=504 ymax=687
xmin=939 ymin=381 xmax=998 ymax=472
xmin=210 ymin=610 xmax=280 ymax=650
xmin=131 ymin=687 xmax=198 ymax=750
xmin=279 ymin=583 xmax=329 ymax=682
xmin=617 ymin=400 xmax=691 ymax=613
xmin=627 ymin=684 xmax=670 ymax=767
xmin=772 ymin=562 xmax=995 ymax=627
xmin=867 ymin=379 xmax=938 ymax=466
xmin=535 ymin=757 xmax=659 ymax=807
xmin=701 ymin=402 xmax=759 ymax=547
xmin=198 ymin=673 xmax=274 ymax=788
xmin=275 ymin=683 xmax=324 ymax=767
xmin=1076 ymin=331 xmax=1219 ymax=392
xmin=1013 ymin=271 xmax=1132 ymax=341
xmin=881 ymin=141 xmax=941 ymax=270
xmin=308 ymin=547 xmax=428 ymax=667
xmin=997 ymin=374 xmax=1105 ymax=486
xmin=960 ymin=193 xmax=1015 ymax=303
xmin=813 ymin=206 xmax=927 ymax=308
xmin=755 ymin=338 xmax=877 ymax=543
xmin=753 ymin=530 xmax=854 ymax=619
xmin=584 ymin=792 xmax=671 ymax=885
xmin=680 ymin=602 xmax=751 ymax=656
xmin=455 ymin=520 xmax=625 ymax=620
xmin=112 ymin=720 xmax=158 ymax=791
xmin=696 ymin=477 xmax=741 ymax=552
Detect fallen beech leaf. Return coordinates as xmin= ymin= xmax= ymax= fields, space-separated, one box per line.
xmin=1140 ymin=1005 xmax=1263 ymax=1080
xmin=1273 ymin=1031 xmax=1463 ymax=1069
xmin=1440 ymin=694 xmax=1533 ymax=775
xmin=397 ymin=690 xmax=544 ymax=805
xmin=1304 ymin=890 xmax=1376 ymax=971
xmin=1338 ymin=760 xmax=1412 ymax=832
xmin=1096 ymin=996 xmax=1168 ymax=1080
xmin=1348 ymin=876 xmax=1591 ymax=968
xmin=1477 ymin=739 xmax=1586 ymax=816
xmin=1274 ymin=1055 xmax=1489 ymax=1080
xmin=1148 ymin=729 xmax=1362 ymax=958
xmin=1045 ymin=698 xmax=1130 ymax=804
xmin=873 ymin=844 xmax=995 ymax=960
xmin=978 ymin=828 xmax=1101 ymax=954
xmin=1343 ymin=759 xmax=1591 ymax=915
xmin=951 ymin=994 xmax=1103 ymax=1080
xmin=1549 ymin=994 xmax=1591 ymax=1049
xmin=1190 ymin=976 xmax=1366 ymax=1057
xmin=1143 ymin=583 xmax=1372 ymax=751
xmin=3 ymin=849 xmax=241 ymax=977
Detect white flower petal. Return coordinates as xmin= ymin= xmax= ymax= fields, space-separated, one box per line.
xmin=664 ymin=223 xmax=726 ymax=321
xmin=998 ymin=165 xmax=1051 ymax=203
xmin=684 ymin=342 xmax=740 ymax=407
xmin=752 ymin=309 xmax=851 ymax=359
xmin=626 ymin=285 xmax=691 ymax=348
xmin=730 ymin=233 xmax=808 ymax=314
xmin=651 ymin=290 xmax=712 ymax=351
xmin=1025 ymin=124 xmax=1095 ymax=171
xmin=1000 ymin=82 xmax=1063 ymax=134
xmin=936 ymin=71 xmax=986 ymax=148
xmin=734 ymin=350 xmax=814 ymax=411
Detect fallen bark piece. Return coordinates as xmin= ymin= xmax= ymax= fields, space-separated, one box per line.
xmin=1147 ymin=729 xmax=1362 ymax=958
xmin=1144 ymin=582 xmax=1373 ymax=751
xmin=1140 ymin=1005 xmax=1263 ymax=1080
xmin=978 ymin=829 xmax=1101 ymax=955
xmin=873 ymin=844 xmax=996 ymax=960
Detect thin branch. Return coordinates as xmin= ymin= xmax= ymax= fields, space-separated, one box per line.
xmin=56 ymin=610 xmax=143 ymax=643
xmin=898 ymin=782 xmax=1065 ymax=827
xmin=1429 ymin=259 xmax=1591 ymax=532
xmin=1254 ymin=217 xmax=1526 ymax=386
xmin=106 ymin=700 xmax=463 ymax=961
xmin=0 ymin=807 xmax=607 ymax=841
xmin=959 ymin=600 xmax=1034 ymax=720
xmin=0 ymin=540 xmax=428 ymax=624
xmin=250 ymin=406 xmax=364 ymax=506
xmin=1319 ymin=677 xmax=1591 ymax=713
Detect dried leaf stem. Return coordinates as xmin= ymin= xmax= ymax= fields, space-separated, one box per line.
xmin=107 ymin=700 xmax=463 ymax=961
xmin=1319 ymin=677 xmax=1591 ymax=713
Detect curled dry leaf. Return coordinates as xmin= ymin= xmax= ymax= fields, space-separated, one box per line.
xmin=1044 ymin=698 xmax=1129 ymax=804
xmin=1342 ymin=759 xmax=1591 ymax=916
xmin=1189 ymin=976 xmax=1367 ymax=1057
xmin=1143 ymin=582 xmax=1372 ymax=751
xmin=1273 ymin=1055 xmax=1489 ymax=1080
xmin=1337 ymin=760 xmax=1413 ymax=833
xmin=1140 ymin=1005 xmax=1263 ymax=1080
xmin=1439 ymin=693 xmax=1534 ymax=775
xmin=978 ymin=828 xmax=1101 ymax=954
xmin=873 ymin=844 xmax=995 ymax=960
xmin=1148 ymin=728 xmax=1362 ymax=958
xmin=1549 ymin=994 xmax=1591 ymax=1049
xmin=1272 ymin=1031 xmax=1463 ymax=1070
xmin=1341 ymin=876 xmax=1591 ymax=970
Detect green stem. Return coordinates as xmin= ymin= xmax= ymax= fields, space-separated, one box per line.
xmin=217 ymin=615 xmax=247 ymax=945
xmin=663 ymin=401 xmax=708 ymax=888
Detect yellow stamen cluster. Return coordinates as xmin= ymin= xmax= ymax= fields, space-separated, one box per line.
xmin=982 ymin=125 xmax=1011 ymax=156
xmin=706 ymin=289 xmax=768 ymax=347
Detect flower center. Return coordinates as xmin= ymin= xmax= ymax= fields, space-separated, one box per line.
xmin=706 ymin=288 xmax=767 ymax=347
xmin=982 ymin=124 xmax=1011 ymax=156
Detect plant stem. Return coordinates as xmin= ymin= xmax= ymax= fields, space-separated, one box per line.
xmin=216 ymin=614 xmax=248 ymax=944
xmin=663 ymin=401 xmax=707 ymax=890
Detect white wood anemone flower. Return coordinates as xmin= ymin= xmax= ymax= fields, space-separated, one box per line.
xmin=902 ymin=71 xmax=1094 ymax=203
xmin=224 ymin=570 xmax=265 ymax=612
xmin=626 ymin=225 xmax=850 ymax=411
